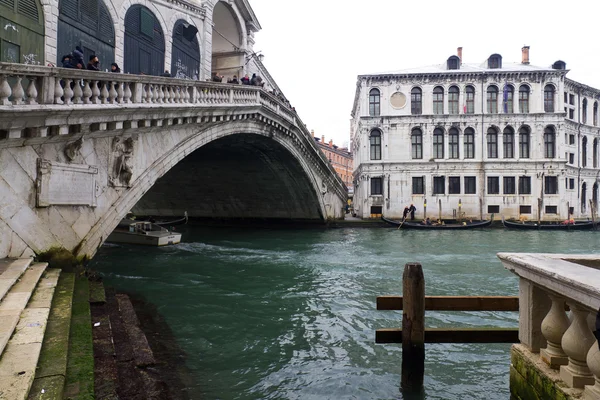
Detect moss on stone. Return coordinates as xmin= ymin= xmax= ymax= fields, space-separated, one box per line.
xmin=88 ymin=280 xmax=106 ymax=304
xmin=36 ymin=247 xmax=88 ymax=272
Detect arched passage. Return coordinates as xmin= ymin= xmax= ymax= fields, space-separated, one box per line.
xmin=211 ymin=1 xmax=244 ymax=79
xmin=124 ymin=4 xmax=165 ymax=75
xmin=57 ymin=0 xmax=115 ymax=68
xmin=0 ymin=0 xmax=44 ymax=64
xmin=171 ymin=19 xmax=200 ymax=79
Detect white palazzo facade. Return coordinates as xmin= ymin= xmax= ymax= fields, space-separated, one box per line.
xmin=351 ymin=48 xmax=600 ymax=221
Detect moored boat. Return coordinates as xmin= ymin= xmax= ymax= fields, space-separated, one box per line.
xmin=107 ymin=219 xmax=182 ymax=246
xmin=502 ymin=218 xmax=596 ymax=231
xmin=381 ymin=216 xmax=493 ymax=230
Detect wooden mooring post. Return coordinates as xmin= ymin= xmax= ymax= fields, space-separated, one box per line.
xmin=376 ymin=262 xmax=520 ymax=394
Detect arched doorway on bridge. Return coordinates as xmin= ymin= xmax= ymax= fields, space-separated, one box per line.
xmin=124 ymin=5 xmax=165 ymax=76
xmin=211 ymin=1 xmax=243 ymax=80
xmin=57 ymin=0 xmax=115 ymax=68
xmin=0 ymin=0 xmax=44 ymax=64
xmin=170 ymin=19 xmax=200 ymax=79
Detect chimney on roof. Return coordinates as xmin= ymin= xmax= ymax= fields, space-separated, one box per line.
xmin=329 ymin=139 xmax=333 ymax=147
xmin=457 ymin=47 xmax=463 ymax=64
xmin=521 ymin=46 xmax=530 ymax=65
xmin=321 ymin=135 xmax=325 ymax=143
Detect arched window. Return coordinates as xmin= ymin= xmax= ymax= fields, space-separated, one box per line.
xmin=411 ymin=128 xmax=423 ymax=159
xmin=518 ymin=85 xmax=529 ymax=113
xmin=464 ymin=128 xmax=475 ymax=159
xmin=519 ymin=126 xmax=530 ymax=158
xmin=124 ymin=5 xmax=165 ymax=75
xmin=369 ymin=89 xmax=380 ymax=116
xmin=583 ymin=98 xmax=588 ymax=124
xmin=593 ymin=138 xmax=598 ymax=168
xmin=487 ymin=86 xmax=498 ymax=114
xmin=433 ymin=86 xmax=444 ymax=114
xmin=544 ymin=126 xmax=555 ymax=158
xmin=503 ymin=126 xmax=514 ymax=158
xmin=487 ymin=127 xmax=498 ymax=158
xmin=544 ymin=85 xmax=555 ymax=112
xmin=171 ymin=20 xmax=201 ymax=79
xmin=594 ymin=102 xmax=599 ymax=126
xmin=448 ymin=86 xmax=459 ymax=114
xmin=583 ymin=136 xmax=588 ymax=167
xmin=449 ymin=127 xmax=459 ymax=159
xmin=465 ymin=85 xmax=475 ymax=114
xmin=504 ymin=85 xmax=514 ymax=113
xmin=411 ymin=87 xmax=422 ymax=115
xmin=433 ymin=128 xmax=444 ymax=159
xmin=370 ymin=129 xmax=381 ymax=160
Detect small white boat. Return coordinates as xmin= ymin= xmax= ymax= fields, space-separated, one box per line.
xmin=107 ymin=219 xmax=182 ymax=246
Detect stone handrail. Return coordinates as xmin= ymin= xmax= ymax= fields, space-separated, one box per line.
xmin=498 ymin=253 xmax=600 ymax=396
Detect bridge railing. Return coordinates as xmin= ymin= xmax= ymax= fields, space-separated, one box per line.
xmin=498 ymin=252 xmax=600 ymax=396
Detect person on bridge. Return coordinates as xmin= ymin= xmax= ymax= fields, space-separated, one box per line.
xmin=241 ymin=74 xmax=250 ymax=85
xmin=61 ymin=55 xmax=74 ymax=68
xmin=110 ymin=63 xmax=121 ymax=73
xmin=87 ymin=55 xmax=100 ymax=71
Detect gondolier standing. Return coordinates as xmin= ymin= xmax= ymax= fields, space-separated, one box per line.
xmin=408 ymin=204 xmax=416 ymax=220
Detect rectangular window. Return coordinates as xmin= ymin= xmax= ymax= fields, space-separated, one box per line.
xmin=544 ymin=176 xmax=558 ymax=194
xmin=569 ymin=134 xmax=575 ymax=145
xmin=569 ymin=178 xmax=575 ymax=190
xmin=411 ymin=92 xmax=422 ymax=115
xmin=433 ymin=134 xmax=444 ymax=159
xmin=545 ymin=205 xmax=558 ymax=214
xmin=411 ymin=133 xmax=423 ymax=159
xmin=464 ymin=177 xmax=476 ymax=194
xmin=503 ymin=177 xmax=516 ymax=194
xmin=449 ymin=133 xmax=459 ymax=159
xmin=569 ymin=109 xmax=574 ymax=119
xmin=487 ymin=91 xmax=498 ymax=114
xmin=464 ymin=133 xmax=475 ymax=159
xmin=412 ymin=177 xmax=424 ymax=195
xmin=519 ymin=205 xmax=532 ymax=214
xmin=488 ymin=205 xmax=500 ymax=213
xmin=466 ymin=90 xmax=475 ymax=114
xmin=506 ymin=89 xmax=514 ymax=113
xmin=140 ymin=8 xmax=155 ymax=38
xmin=487 ymin=134 xmax=498 ymax=158
xmin=518 ymin=176 xmax=531 ymax=194
xmin=433 ymin=93 xmax=444 ymax=114
xmin=518 ymin=90 xmax=529 ymax=113
xmin=503 ymin=133 xmax=514 ymax=158
xmin=569 ymin=153 xmax=575 ymax=164
xmin=370 ymin=206 xmax=382 ymax=215
xmin=569 ymin=94 xmax=575 ymax=105
xmin=370 ymin=134 xmax=381 ymax=160
xmin=371 ymin=177 xmax=383 ymax=195
xmin=448 ymin=177 xmax=461 ymax=194
xmin=519 ymin=133 xmax=530 ymax=158
xmin=449 ymin=91 xmax=459 ymax=114
xmin=487 ymin=177 xmax=499 ymax=194
xmin=564 ymin=92 xmax=568 ymax=103
xmin=433 ymin=176 xmax=445 ymax=195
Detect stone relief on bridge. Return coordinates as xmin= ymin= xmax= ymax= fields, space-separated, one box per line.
xmin=36 ymin=159 xmax=99 ymax=207
xmin=109 ymin=137 xmax=136 ymax=188
xmin=64 ymin=137 xmax=83 ymax=162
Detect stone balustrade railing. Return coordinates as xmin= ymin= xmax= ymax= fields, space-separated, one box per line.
xmin=498 ymin=253 xmax=600 ymax=398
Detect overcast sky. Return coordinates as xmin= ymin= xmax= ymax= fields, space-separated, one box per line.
xmin=250 ymin=0 xmax=600 ymax=148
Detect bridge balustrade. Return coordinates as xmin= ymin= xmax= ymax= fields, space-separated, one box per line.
xmin=498 ymin=253 xmax=600 ymax=398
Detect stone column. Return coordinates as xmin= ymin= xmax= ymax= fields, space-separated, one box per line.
xmin=518 ymin=279 xmax=551 ymax=352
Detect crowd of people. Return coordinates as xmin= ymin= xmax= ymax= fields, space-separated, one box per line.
xmin=212 ymin=72 xmax=265 ymax=87
xmin=60 ymin=46 xmax=121 ymax=72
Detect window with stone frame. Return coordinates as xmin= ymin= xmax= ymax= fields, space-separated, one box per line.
xmin=449 ymin=86 xmax=460 ymax=114
xmin=545 ymin=206 xmax=558 ymax=214
xmin=594 ymin=101 xmax=598 ymax=126
xmin=433 ymin=128 xmax=444 ymax=159
xmin=503 ymin=126 xmax=514 ymax=158
xmin=487 ymin=176 xmax=500 ymax=194
xmin=518 ymin=85 xmax=529 ymax=113
xmin=503 ymin=177 xmax=516 ymax=194
xmin=411 ymin=87 xmax=422 ymax=115
xmin=583 ymin=136 xmax=588 ymax=167
xmin=464 ymin=176 xmax=476 ymax=194
xmin=411 ymin=128 xmax=423 ymax=159
xmin=487 ymin=127 xmax=498 ymax=158
xmin=544 ymin=85 xmax=555 ymax=112
xmin=583 ymin=98 xmax=588 ymax=124
xmin=370 ymin=129 xmax=382 ymax=160
xmin=504 ymin=85 xmax=514 ymax=113
xmin=412 ymin=176 xmax=425 ymax=195
xmin=433 ymin=86 xmax=444 ymax=115
xmin=519 ymin=126 xmax=530 ymax=158
xmin=449 ymin=127 xmax=459 ymax=159
xmin=519 ymin=176 xmax=531 ymax=194
xmin=466 ymin=86 xmax=475 ymax=114
xmin=487 ymin=86 xmax=498 ymax=114
xmin=594 ymin=138 xmax=598 ymax=168
xmin=544 ymin=126 xmax=556 ymax=158
xmin=464 ymin=128 xmax=475 ymax=159
xmin=433 ymin=176 xmax=445 ymax=195
xmin=544 ymin=176 xmax=558 ymax=194
xmin=520 ymin=205 xmax=532 ymax=214
xmin=369 ymin=89 xmax=380 ymax=116
xmin=448 ymin=177 xmax=461 ymax=194
xmin=371 ymin=177 xmax=383 ymax=195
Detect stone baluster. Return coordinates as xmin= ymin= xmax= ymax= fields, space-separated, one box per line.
xmin=82 ymin=80 xmax=92 ymax=104
xmin=11 ymin=77 xmax=25 ymax=105
xmin=175 ymin=86 xmax=182 ymax=103
xmin=163 ymin=86 xmax=171 ymax=103
xmin=560 ymin=303 xmax=596 ymax=388
xmin=189 ymin=86 xmax=197 ymax=103
xmin=123 ymin=82 xmax=132 ymax=104
xmin=90 ymin=81 xmax=100 ymax=104
xmin=198 ymin=88 xmax=205 ymax=103
xmin=117 ymin=82 xmax=124 ymax=103
xmin=25 ymin=77 xmax=38 ymax=105
xmin=153 ymin=84 xmax=159 ymax=103
xmin=156 ymin=85 xmax=163 ymax=103
xmin=168 ymin=86 xmax=175 ymax=103
xmin=72 ymin=79 xmax=83 ymax=104
xmin=585 ymin=339 xmax=600 ymax=400
xmin=100 ymin=82 xmax=109 ymax=104
xmin=108 ymin=82 xmax=118 ymax=104
xmin=63 ymin=79 xmax=74 ymax=105
xmin=143 ymin=84 xmax=151 ymax=103
xmin=0 ymin=76 xmax=11 ymax=105
xmin=53 ymin=78 xmax=64 ymax=104
xmin=184 ymin=86 xmax=190 ymax=103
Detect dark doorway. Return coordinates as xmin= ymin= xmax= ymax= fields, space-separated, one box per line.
xmin=124 ymin=5 xmax=165 ymax=76
xmin=171 ymin=20 xmax=200 ymax=79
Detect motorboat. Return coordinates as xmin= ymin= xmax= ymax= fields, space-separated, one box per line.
xmin=107 ymin=219 xmax=182 ymax=246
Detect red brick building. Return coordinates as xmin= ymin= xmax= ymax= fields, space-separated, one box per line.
xmin=313 ymin=133 xmax=353 ymax=193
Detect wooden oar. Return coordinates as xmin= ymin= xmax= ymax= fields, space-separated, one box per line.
xmin=398 ymin=216 xmax=407 ymax=230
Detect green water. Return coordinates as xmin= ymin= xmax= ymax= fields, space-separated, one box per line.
xmin=89 ymin=226 xmax=600 ymax=399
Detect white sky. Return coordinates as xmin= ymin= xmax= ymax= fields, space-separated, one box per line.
xmin=250 ymin=0 xmax=600 ymax=148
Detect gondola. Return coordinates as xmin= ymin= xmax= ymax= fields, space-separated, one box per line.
xmin=502 ymin=217 xmax=596 ymax=231
xmin=381 ymin=216 xmax=493 ymax=230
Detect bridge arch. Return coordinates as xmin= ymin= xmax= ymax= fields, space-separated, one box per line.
xmin=77 ymin=119 xmax=330 ymax=257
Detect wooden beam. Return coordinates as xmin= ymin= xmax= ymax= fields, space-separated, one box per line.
xmin=376 ymin=328 xmax=519 ymax=344
xmin=377 ymin=296 xmax=519 ymax=311
xmin=401 ymin=263 xmax=425 ymax=392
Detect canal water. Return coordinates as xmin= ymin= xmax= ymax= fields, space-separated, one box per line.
xmin=90 ymin=226 xmax=600 ymax=399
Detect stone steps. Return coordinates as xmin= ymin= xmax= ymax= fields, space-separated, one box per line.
xmin=0 ymin=259 xmax=59 ymax=400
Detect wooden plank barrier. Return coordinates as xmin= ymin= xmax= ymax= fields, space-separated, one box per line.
xmin=376 ymin=262 xmax=520 ymax=394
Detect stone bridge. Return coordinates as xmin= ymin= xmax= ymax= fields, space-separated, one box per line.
xmin=0 ymin=63 xmax=347 ymax=259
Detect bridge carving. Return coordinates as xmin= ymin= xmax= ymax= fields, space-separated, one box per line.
xmin=0 ymin=63 xmax=347 ymax=259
